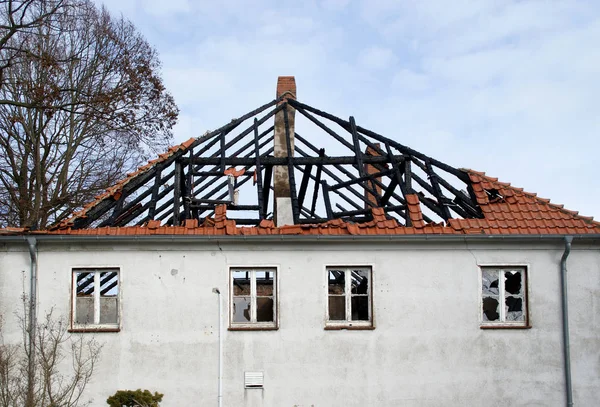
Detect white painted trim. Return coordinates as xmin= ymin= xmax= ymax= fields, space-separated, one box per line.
xmin=325 ymin=265 xmax=374 ymax=328
xmin=479 ymin=265 xmax=528 ymax=327
xmin=229 ymin=265 xmax=279 ymax=329
xmin=71 ymin=266 xmax=121 ymax=330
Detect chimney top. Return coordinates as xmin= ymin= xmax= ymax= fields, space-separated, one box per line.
xmin=277 ymin=76 xmax=296 ymax=101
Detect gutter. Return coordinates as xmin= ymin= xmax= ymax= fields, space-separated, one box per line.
xmin=560 ymin=236 xmax=574 ymax=407
xmin=1 ymin=233 xmax=600 ymax=244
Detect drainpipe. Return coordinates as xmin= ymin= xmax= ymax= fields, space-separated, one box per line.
xmin=212 ymin=288 xmax=223 ymax=407
xmin=560 ymin=236 xmax=573 ymax=407
xmin=26 ymin=237 xmax=37 ymax=407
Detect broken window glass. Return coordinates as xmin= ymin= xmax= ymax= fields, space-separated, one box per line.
xmin=482 ymin=297 xmax=499 ymax=321
xmin=505 ymin=296 xmax=524 ymax=321
xmin=233 ymin=271 xmax=251 ymax=295
xmin=481 ymin=267 xmax=526 ymax=326
xmin=256 ymin=271 xmax=273 ymax=296
xmin=504 ymin=271 xmax=522 ymax=295
xmin=327 ymin=267 xmax=372 ymax=325
xmin=233 ymin=297 xmax=252 ymax=322
xmin=256 ymin=298 xmax=274 ymax=322
xmin=231 ymin=268 xmax=277 ymax=327
xmin=482 ymin=270 xmax=499 ymax=295
xmin=351 ymin=269 xmax=369 ymax=294
xmin=328 ymin=270 xmax=345 ymax=294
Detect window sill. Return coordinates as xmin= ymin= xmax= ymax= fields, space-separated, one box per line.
xmin=325 ymin=324 xmax=375 ymax=331
xmin=69 ymin=326 xmax=120 ymax=333
xmin=228 ymin=325 xmax=279 ymax=331
xmin=480 ymin=324 xmax=531 ymax=330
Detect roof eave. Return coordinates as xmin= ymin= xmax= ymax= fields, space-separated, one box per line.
xmin=1 ymin=233 xmax=600 ymax=244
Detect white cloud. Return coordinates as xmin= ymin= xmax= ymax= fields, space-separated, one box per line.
xmin=358 ymin=46 xmax=397 ymax=70
xmin=321 ymin=0 xmax=350 ymax=11
xmin=93 ymin=0 xmax=600 ymax=218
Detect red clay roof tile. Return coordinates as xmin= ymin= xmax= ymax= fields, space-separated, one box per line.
xmin=6 ymin=169 xmax=598 ymax=238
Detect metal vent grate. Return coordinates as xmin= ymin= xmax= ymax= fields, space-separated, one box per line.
xmin=244 ymin=371 xmax=264 ymax=389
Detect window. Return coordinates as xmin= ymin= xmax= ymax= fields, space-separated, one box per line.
xmin=230 ymin=268 xmax=277 ymax=329
xmin=326 ymin=266 xmax=372 ymax=328
xmin=72 ymin=268 xmax=119 ymax=331
xmin=481 ymin=266 xmax=528 ymax=327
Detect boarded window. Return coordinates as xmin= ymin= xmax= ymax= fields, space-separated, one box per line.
xmin=481 ymin=267 xmax=527 ymax=327
xmin=73 ymin=268 xmax=119 ymax=329
xmin=327 ymin=267 xmax=372 ymax=327
xmin=231 ymin=268 xmax=277 ymax=329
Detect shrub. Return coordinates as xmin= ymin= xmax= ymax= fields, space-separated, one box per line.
xmin=106 ymin=389 xmax=164 ymax=407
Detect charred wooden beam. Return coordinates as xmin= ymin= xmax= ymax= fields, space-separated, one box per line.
xmin=329 ymin=167 xmax=395 ymax=192
xmin=294 ymin=162 xmax=363 ymax=213
xmin=262 ymin=165 xmax=272 ymax=219
xmin=253 ymin=118 xmax=265 ymax=220
xmin=287 ymin=98 xmax=470 ymax=182
xmin=220 ymin=132 xmax=226 ymax=173
xmin=333 ymin=204 xmax=405 ymax=219
xmin=182 ymin=154 xmax=407 ymax=166
xmin=193 ymin=124 xmax=274 ymax=175
xmin=411 ymin=158 xmax=480 ymax=217
xmin=69 ymin=101 xmax=282 ymax=229
xmin=103 ymin=189 xmax=127 ymax=227
xmin=191 ymin=132 xmax=272 ymax=200
xmin=311 ymin=149 xmax=324 ymax=216
xmin=297 ymin=165 xmax=312 ymax=210
xmin=322 ymin=181 xmax=333 ymax=219
xmin=380 ymin=176 xmax=399 ymax=207
xmin=113 ymin=203 xmax=142 ymax=226
xmin=180 ymin=160 xmax=189 ymax=221
xmin=293 ymin=103 xmax=355 ymax=151
xmin=173 ymin=160 xmax=182 ymax=225
xmin=295 ymin=136 xmax=406 ymax=207
xmin=350 ymin=115 xmax=380 ymax=208
xmin=147 ymin=169 xmax=163 ymax=220
xmin=191 ymin=204 xmax=259 ymax=211
xmin=295 ymin=146 xmax=388 ymax=212
xmin=425 ymin=159 xmax=451 ymax=221
xmin=384 ymin=142 xmax=410 ymax=225
xmin=192 ymin=99 xmax=280 ymax=161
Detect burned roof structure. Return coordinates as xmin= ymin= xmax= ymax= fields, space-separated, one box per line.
xmin=43 ymin=77 xmax=599 ymax=236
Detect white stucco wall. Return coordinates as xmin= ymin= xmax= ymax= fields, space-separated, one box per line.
xmin=0 ymin=238 xmax=598 ymax=406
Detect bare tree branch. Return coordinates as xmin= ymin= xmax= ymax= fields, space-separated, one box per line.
xmin=0 ymin=0 xmax=178 ymax=228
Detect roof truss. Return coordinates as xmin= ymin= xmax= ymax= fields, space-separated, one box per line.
xmin=63 ymin=98 xmax=484 ymax=230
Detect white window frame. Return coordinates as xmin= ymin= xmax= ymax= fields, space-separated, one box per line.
xmin=480 ymin=266 xmax=529 ymax=328
xmin=325 ymin=266 xmax=373 ymax=329
xmin=229 ymin=266 xmax=278 ymax=330
xmin=71 ymin=267 xmax=120 ymax=331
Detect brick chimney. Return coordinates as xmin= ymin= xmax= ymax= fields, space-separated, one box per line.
xmin=364 ymin=144 xmax=383 ymax=208
xmin=273 ymin=76 xmax=296 ymax=226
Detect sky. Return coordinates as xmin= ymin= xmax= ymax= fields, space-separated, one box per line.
xmin=95 ymin=0 xmax=600 ymax=220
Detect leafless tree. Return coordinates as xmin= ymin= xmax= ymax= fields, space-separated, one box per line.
xmin=0 ymin=307 xmax=102 ymax=407
xmin=0 ymin=0 xmax=178 ymax=228
xmin=0 ymin=1 xmax=67 ymax=91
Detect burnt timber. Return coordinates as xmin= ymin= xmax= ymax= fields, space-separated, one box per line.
xmin=61 ymin=97 xmax=484 ymax=230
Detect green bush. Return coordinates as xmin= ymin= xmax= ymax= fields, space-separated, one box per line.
xmin=106 ymin=389 xmax=164 ymax=407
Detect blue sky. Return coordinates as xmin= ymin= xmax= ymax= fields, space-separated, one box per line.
xmin=95 ymin=0 xmax=600 ymax=219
